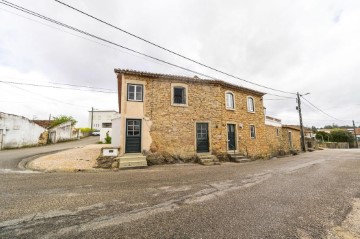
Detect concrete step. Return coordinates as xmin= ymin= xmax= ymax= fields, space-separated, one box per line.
xmin=229 ymin=154 xmax=251 ymax=163
xmin=234 ymin=158 xmax=252 ymax=163
xmin=198 ymin=154 xmax=220 ymax=166
xmin=118 ymin=154 xmax=147 ymax=169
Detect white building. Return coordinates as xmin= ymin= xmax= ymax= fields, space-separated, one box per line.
xmin=88 ymin=110 xmax=120 ymax=131
xmin=0 ymin=112 xmax=46 ymax=149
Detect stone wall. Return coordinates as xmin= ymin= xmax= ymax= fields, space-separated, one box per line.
xmin=265 ymin=125 xmax=283 ymax=156
xmin=120 ymin=74 xmax=269 ymax=158
xmin=281 ymin=127 xmax=301 ymax=152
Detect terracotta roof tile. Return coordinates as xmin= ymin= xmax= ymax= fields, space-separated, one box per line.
xmin=114 ymin=68 xmax=265 ymax=96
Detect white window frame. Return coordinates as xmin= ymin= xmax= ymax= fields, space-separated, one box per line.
xmin=127 ymin=84 xmax=143 ymax=102
xmin=225 ymin=91 xmax=235 ymax=110
xmin=171 ymin=83 xmax=188 ymax=107
xmin=250 ymin=125 xmax=256 ymax=139
xmin=247 ymin=96 xmax=255 ymax=113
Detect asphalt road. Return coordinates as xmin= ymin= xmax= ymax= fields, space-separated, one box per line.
xmin=0 ymin=149 xmax=359 ymax=238
xmin=0 ymin=136 xmax=98 ymax=171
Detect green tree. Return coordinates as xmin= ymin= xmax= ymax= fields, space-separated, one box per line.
xmin=330 ymin=129 xmax=354 ymax=143
xmin=51 ymin=115 xmax=77 ymax=127
xmin=316 ymin=131 xmax=331 ymax=141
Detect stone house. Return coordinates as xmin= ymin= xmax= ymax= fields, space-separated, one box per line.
xmin=114 ymin=69 xmax=300 ymax=162
xmin=265 ymin=117 xmax=301 ymax=156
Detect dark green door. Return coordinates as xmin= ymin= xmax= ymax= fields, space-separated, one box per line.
xmin=125 ymin=119 xmax=141 ymax=153
xmin=196 ymin=123 xmax=209 ymax=153
xmin=227 ymin=124 xmax=236 ymax=150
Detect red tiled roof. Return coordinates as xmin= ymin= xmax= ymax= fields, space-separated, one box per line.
xmin=282 ymin=125 xmax=301 ymax=131
xmin=114 ymin=69 xmax=265 ymax=96
xmin=31 ymin=120 xmax=54 ymax=129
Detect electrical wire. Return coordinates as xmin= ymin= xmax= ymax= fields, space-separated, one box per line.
xmin=55 ymin=0 xmax=297 ymax=95
xmin=0 ymin=0 xmax=217 ymax=81
xmin=0 ymin=80 xmax=116 ymax=93
xmin=0 ymin=0 xmax=297 ymax=99
xmin=301 ymin=96 xmax=350 ymax=123
xmin=4 ymin=83 xmax=90 ymax=108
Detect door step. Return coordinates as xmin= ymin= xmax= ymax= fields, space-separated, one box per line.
xmin=118 ymin=153 xmax=147 ymax=169
xmin=229 ymin=154 xmax=252 ymax=163
xmin=198 ymin=154 xmax=220 ymax=166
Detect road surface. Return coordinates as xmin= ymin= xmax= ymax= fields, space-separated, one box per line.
xmin=0 ymin=136 xmax=98 ymax=171
xmin=0 ymin=149 xmax=359 ymax=238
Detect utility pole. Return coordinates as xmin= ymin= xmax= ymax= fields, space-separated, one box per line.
xmin=353 ymin=120 xmax=359 ymax=148
xmin=90 ymin=107 xmax=94 ymax=133
xmin=297 ymin=92 xmax=306 ymax=152
xmin=48 ymin=114 xmax=51 ymax=121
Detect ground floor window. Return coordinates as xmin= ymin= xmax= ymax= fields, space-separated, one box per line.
xmin=250 ymin=125 xmax=256 ymax=139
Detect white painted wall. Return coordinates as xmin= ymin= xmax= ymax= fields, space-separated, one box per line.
xmin=88 ymin=111 xmax=120 ymax=131
xmin=111 ymin=117 xmax=121 ymax=147
xmin=49 ymin=121 xmax=76 ymax=143
xmin=0 ymin=112 xmax=45 ymax=149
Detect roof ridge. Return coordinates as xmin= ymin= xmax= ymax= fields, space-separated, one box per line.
xmin=114 ymin=68 xmax=265 ymax=96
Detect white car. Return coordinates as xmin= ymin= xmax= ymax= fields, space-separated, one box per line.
xmin=91 ymin=131 xmax=100 ymax=136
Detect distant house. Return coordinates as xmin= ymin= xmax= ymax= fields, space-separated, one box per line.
xmin=0 ymin=112 xmax=46 ymax=150
xmin=88 ymin=110 xmax=120 ymax=131
xmin=265 ymin=117 xmax=301 ymax=155
xmin=48 ymin=121 xmax=79 ymax=143
xmin=88 ymin=110 xmax=120 ymax=143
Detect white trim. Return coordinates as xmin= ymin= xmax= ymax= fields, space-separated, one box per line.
xmin=171 ymin=83 xmax=189 ymax=107
xmin=225 ymin=91 xmax=235 ymax=110
xmin=247 ymin=96 xmax=255 ymax=113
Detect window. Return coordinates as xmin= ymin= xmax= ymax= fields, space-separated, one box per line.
xmin=250 ymin=125 xmax=256 ymax=139
xmin=247 ymin=96 xmax=255 ymax=112
xmin=288 ymin=131 xmax=293 ymax=147
xmin=276 ymin=128 xmax=279 ymax=137
xmin=226 ymin=92 xmax=235 ymax=109
xmin=173 ymin=87 xmax=186 ymax=104
xmin=128 ymin=84 xmax=143 ymax=101
xmin=102 ymin=123 xmax=112 ymax=128
xmin=127 ymin=120 xmax=140 ymax=136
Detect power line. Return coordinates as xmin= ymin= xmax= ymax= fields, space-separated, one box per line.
xmin=0 ymin=6 xmax=170 ymax=69
xmin=0 ymin=80 xmax=116 ymax=93
xmin=300 ymin=96 xmax=349 ymax=123
xmin=0 ymin=0 xmax=218 ymax=81
xmin=4 ymin=83 xmax=90 ymax=108
xmin=55 ymin=0 xmax=297 ymax=96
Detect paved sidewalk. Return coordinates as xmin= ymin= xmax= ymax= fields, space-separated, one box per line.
xmin=27 ymin=144 xmax=108 ymax=172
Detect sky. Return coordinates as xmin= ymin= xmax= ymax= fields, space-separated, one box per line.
xmin=0 ymin=0 xmax=359 ymax=128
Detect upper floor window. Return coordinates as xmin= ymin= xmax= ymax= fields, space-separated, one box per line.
xmin=173 ymin=87 xmax=186 ymax=104
xmin=247 ymin=96 xmax=255 ymax=112
xmin=225 ymin=92 xmax=235 ymax=109
xmin=276 ymin=128 xmax=280 ymax=137
xmin=250 ymin=125 xmax=256 ymax=139
xmin=128 ymin=84 xmax=143 ymax=101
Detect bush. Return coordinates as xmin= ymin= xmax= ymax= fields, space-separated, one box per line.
xmin=330 ymin=129 xmax=354 ymax=143
xmin=80 ymin=128 xmax=91 ymax=133
xmin=105 ymin=135 xmax=111 ymax=144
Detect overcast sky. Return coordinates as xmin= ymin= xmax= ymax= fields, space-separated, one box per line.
xmin=0 ymin=0 xmax=359 ymax=128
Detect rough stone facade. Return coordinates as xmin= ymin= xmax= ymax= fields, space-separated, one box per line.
xmin=115 ymin=69 xmax=302 ymax=160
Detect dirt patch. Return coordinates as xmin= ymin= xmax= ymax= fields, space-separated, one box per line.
xmin=328 ymin=199 xmax=360 ymax=239
xmin=27 ymin=144 xmax=107 ymax=172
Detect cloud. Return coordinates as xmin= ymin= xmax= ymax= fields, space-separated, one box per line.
xmin=0 ymin=0 xmax=359 ymax=127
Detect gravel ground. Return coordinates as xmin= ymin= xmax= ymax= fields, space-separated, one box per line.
xmin=27 ymin=144 xmax=107 ymax=172
xmin=0 ymin=149 xmax=359 ymax=239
